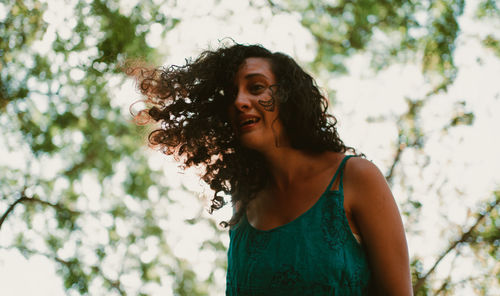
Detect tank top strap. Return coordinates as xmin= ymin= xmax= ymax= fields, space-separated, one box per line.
xmin=325 ymin=155 xmax=355 ymax=192
xmin=338 ymin=155 xmax=355 ymax=191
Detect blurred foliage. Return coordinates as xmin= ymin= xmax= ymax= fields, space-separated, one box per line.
xmin=468 ymin=191 xmax=500 ymax=266
xmin=411 ymin=257 xmax=431 ymax=296
xmin=1 ymin=0 xmax=500 ymax=295
xmin=0 ymin=0 xmax=221 ymax=295
xmin=483 ymin=35 xmax=500 ymax=57
xmin=273 ymin=0 xmax=466 ymax=89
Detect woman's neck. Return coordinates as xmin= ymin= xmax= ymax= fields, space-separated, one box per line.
xmin=262 ymin=146 xmax=333 ymax=193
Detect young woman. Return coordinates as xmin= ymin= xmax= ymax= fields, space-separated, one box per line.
xmin=129 ymin=43 xmax=412 ymax=295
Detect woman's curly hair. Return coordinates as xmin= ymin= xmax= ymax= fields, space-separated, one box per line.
xmin=127 ymin=43 xmax=357 ymax=227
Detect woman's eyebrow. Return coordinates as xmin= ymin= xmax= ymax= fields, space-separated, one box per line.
xmin=244 ymin=73 xmax=268 ymax=80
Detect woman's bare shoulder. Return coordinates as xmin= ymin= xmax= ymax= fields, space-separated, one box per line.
xmin=345 ymin=157 xmax=385 ymax=184
xmin=343 ymin=157 xmax=393 ymax=209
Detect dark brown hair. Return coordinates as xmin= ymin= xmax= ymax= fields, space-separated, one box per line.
xmin=127 ymin=43 xmax=356 ymax=227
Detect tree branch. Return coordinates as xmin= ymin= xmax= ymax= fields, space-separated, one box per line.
xmin=22 ymin=196 xmax=80 ymax=215
xmin=385 ymin=142 xmax=404 ymax=184
xmin=0 ymin=190 xmax=80 ymax=231
xmin=264 ymin=0 xmax=283 ymax=12
xmin=0 ymin=191 xmax=29 ymax=231
xmin=413 ymin=196 xmax=500 ymax=292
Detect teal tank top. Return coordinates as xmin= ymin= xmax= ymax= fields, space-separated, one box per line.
xmin=226 ymin=156 xmax=371 ymax=295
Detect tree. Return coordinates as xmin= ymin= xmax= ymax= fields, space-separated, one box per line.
xmin=1 ymin=0 xmax=226 ymax=295
xmin=1 ymin=0 xmax=499 ymax=295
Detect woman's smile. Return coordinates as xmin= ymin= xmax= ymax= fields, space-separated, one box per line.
xmin=237 ymin=114 xmax=261 ymax=132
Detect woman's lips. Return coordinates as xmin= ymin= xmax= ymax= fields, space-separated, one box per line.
xmin=239 ymin=118 xmax=260 ymax=132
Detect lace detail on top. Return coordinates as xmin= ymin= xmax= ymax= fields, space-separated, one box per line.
xmin=226 ymin=156 xmax=371 ymax=295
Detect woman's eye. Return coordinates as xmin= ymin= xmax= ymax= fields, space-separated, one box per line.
xmin=249 ymin=85 xmax=265 ymax=93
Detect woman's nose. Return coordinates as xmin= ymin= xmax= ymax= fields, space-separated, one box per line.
xmin=233 ymin=92 xmax=251 ymax=111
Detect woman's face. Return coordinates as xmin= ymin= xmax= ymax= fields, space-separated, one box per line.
xmin=228 ymin=57 xmax=286 ymax=151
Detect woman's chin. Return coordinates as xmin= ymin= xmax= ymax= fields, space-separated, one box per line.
xmin=239 ymin=134 xmax=267 ymax=151
xmin=240 ymin=140 xmax=263 ymax=151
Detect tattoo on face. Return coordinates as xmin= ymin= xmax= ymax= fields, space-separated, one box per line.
xmin=257 ymin=84 xmax=278 ymax=112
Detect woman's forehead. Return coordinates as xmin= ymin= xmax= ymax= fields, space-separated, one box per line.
xmin=236 ymin=57 xmax=275 ymax=81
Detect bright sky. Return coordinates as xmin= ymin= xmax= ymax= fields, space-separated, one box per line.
xmin=1 ymin=0 xmax=499 ymax=295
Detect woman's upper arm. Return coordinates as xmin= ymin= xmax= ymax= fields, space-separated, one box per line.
xmin=344 ymin=158 xmax=413 ymax=296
